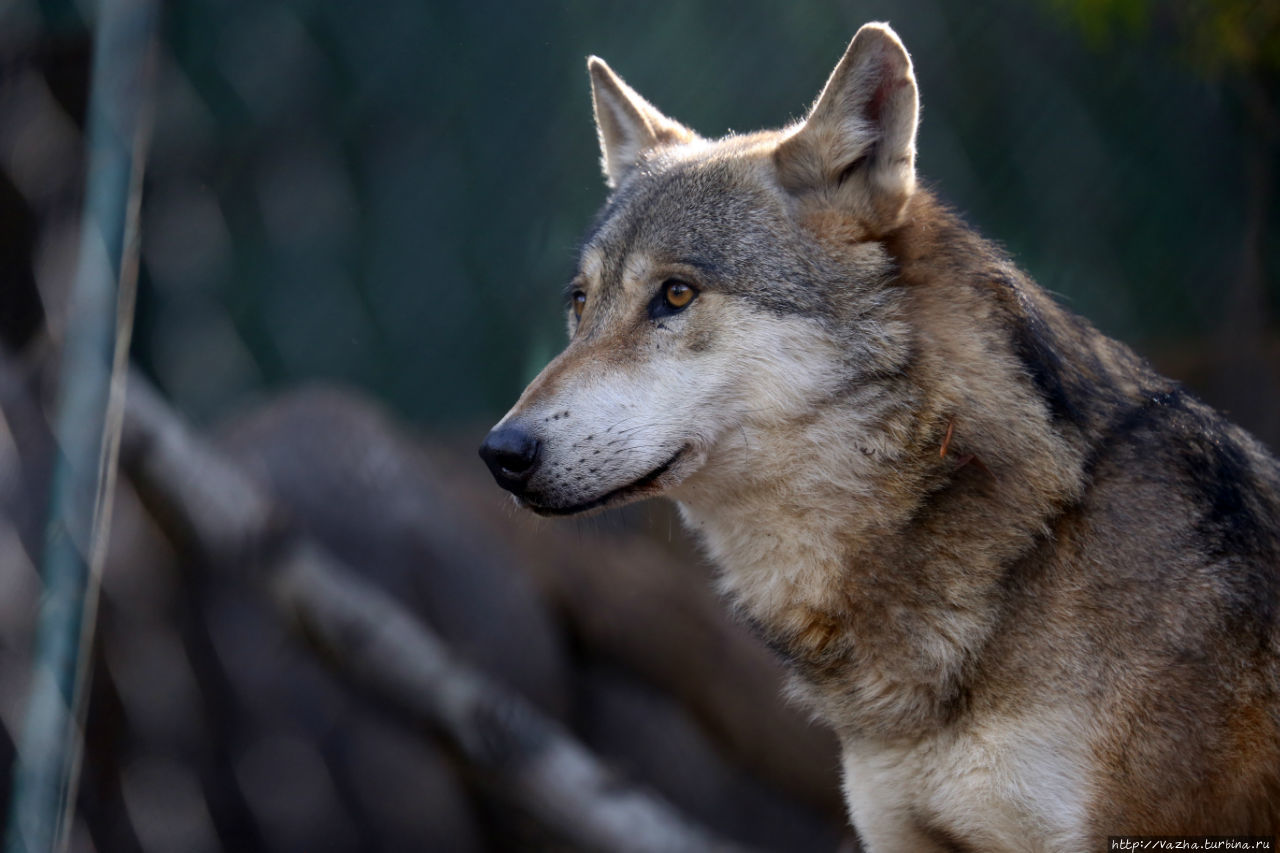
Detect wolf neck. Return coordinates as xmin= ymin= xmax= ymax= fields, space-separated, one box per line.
xmin=677 ymin=192 xmax=1106 ymax=739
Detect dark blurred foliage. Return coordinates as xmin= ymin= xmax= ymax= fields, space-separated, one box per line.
xmin=0 ymin=0 xmax=1277 ymax=851
xmin=1052 ymin=0 xmax=1280 ymax=75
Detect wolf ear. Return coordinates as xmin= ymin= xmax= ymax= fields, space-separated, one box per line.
xmin=588 ymin=56 xmax=698 ymax=189
xmin=775 ymin=23 xmax=919 ymax=232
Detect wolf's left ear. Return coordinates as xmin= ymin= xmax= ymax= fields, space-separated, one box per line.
xmin=775 ymin=23 xmax=919 ymax=232
xmin=588 ymin=57 xmax=698 ymax=189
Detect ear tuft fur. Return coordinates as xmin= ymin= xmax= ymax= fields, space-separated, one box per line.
xmin=774 ymin=22 xmax=919 ymax=232
xmin=588 ymin=57 xmax=698 ymax=189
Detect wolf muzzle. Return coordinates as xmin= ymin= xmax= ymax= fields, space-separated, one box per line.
xmin=478 ymin=421 xmax=540 ymax=495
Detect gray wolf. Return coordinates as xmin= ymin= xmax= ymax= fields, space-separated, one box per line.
xmin=479 ymin=22 xmax=1280 ymax=851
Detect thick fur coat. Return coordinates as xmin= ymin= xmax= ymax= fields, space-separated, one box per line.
xmin=480 ymin=23 xmax=1280 ymax=851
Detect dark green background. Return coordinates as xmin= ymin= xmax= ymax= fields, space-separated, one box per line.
xmin=113 ymin=0 xmax=1279 ymax=440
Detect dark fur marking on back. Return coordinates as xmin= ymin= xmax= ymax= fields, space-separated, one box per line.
xmin=1081 ymin=387 xmax=1183 ymax=476
xmin=1176 ymin=411 xmax=1280 ymax=644
xmin=883 ymin=205 xmax=1116 ymax=431
xmin=1083 ymin=387 xmax=1280 ymax=644
xmin=1007 ymin=288 xmax=1084 ymax=426
xmin=1178 ymin=419 xmax=1274 ymax=561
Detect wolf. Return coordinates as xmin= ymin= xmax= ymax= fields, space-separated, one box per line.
xmin=479 ymin=22 xmax=1280 ymax=851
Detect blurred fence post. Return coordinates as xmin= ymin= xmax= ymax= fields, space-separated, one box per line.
xmin=4 ymin=0 xmax=157 ymax=850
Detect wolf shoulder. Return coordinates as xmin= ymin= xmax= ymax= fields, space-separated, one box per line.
xmin=1062 ymin=383 xmax=1280 ymax=624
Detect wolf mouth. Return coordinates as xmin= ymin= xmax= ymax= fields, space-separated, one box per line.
xmin=526 ymin=445 xmax=688 ymax=517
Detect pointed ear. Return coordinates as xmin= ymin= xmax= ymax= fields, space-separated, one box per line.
xmin=588 ymin=56 xmax=698 ymax=189
xmin=774 ymin=23 xmax=919 ymax=232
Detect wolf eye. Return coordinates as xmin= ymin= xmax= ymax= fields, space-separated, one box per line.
xmin=662 ymin=280 xmax=696 ymax=311
xmin=571 ymin=290 xmax=586 ymax=318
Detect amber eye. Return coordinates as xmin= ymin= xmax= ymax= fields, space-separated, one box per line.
xmin=571 ymin=290 xmax=586 ymax=319
xmin=662 ymin=280 xmax=696 ymax=311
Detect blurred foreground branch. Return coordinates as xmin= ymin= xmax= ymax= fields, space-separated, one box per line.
xmin=118 ymin=372 xmax=754 ymax=853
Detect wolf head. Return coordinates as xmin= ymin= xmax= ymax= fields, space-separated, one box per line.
xmin=480 ymin=23 xmax=921 ymax=516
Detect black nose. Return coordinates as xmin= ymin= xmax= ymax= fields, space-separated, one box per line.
xmin=479 ymin=422 xmax=541 ymax=493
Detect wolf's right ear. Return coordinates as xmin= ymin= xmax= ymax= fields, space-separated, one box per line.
xmin=588 ymin=57 xmax=698 ymax=189
xmin=775 ymin=23 xmax=919 ymax=232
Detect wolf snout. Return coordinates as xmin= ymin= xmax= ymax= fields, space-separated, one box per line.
xmin=478 ymin=421 xmax=541 ymax=493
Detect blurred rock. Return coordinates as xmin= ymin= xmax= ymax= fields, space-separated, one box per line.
xmin=217 ymin=386 xmax=573 ymax=722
